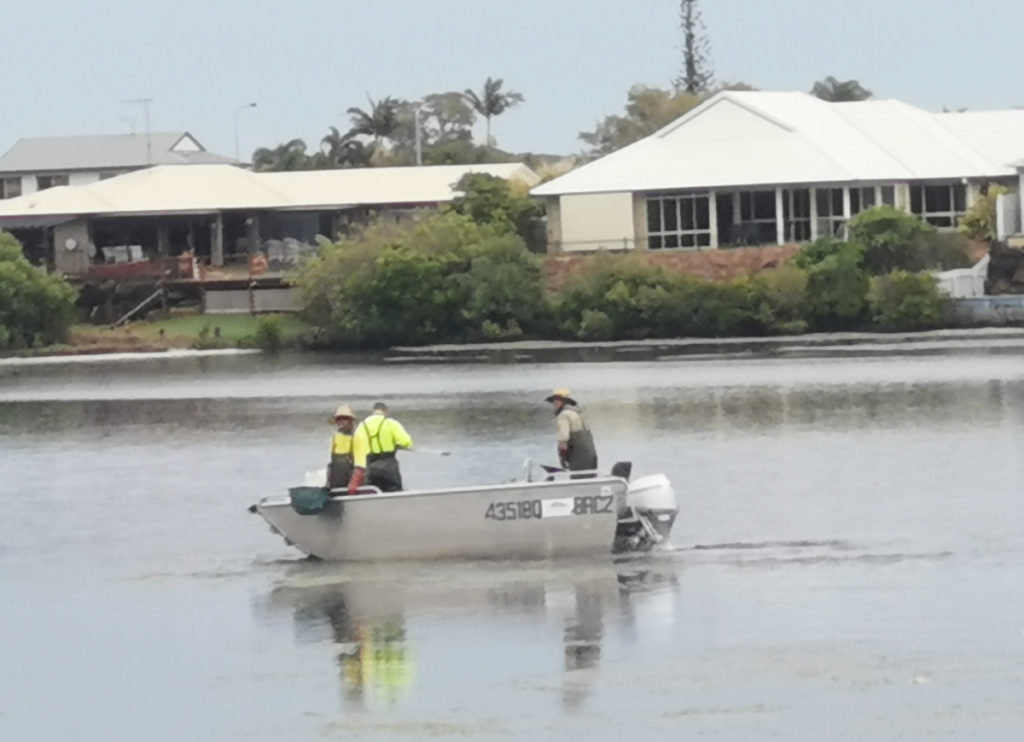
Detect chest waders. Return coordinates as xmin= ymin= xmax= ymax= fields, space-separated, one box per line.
xmin=564 ymin=417 xmax=598 ymax=472
xmin=366 ymin=418 xmax=403 ymax=492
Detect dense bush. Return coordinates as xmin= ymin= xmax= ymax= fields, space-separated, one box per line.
xmin=868 ymin=271 xmax=947 ymax=331
xmin=447 ymin=173 xmax=546 ymax=253
xmin=796 ymin=238 xmax=870 ymax=330
xmin=847 ymin=206 xmax=970 ymax=274
xmin=253 ymin=315 xmax=284 ymax=352
xmin=959 ymin=184 xmax=1008 ymax=241
xmin=0 ymin=232 xmax=77 ymax=349
xmin=848 ymin=206 xmax=934 ymax=275
xmin=555 ymin=254 xmax=809 ymax=339
xmin=295 ymin=212 xmax=543 ymax=346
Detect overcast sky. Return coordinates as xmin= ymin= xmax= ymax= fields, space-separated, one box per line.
xmin=3 ymin=0 xmax=1022 ymax=161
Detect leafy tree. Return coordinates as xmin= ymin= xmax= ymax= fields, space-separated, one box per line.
xmin=0 ymin=232 xmax=77 ymax=348
xmin=252 ymin=139 xmax=312 ymax=171
xmin=447 ymin=173 xmax=545 ymax=251
xmin=318 ymin=126 xmax=372 ymax=168
xmin=959 ymin=183 xmax=1008 ymax=241
xmin=346 ymin=95 xmax=402 ymax=147
xmin=463 ymin=77 xmax=524 ymax=147
xmin=674 ymin=0 xmax=713 ymax=95
xmin=796 ymin=238 xmax=869 ymax=329
xmin=295 ymin=212 xmax=542 ymax=346
xmin=848 ymin=206 xmax=937 ymax=274
xmin=868 ymin=271 xmax=946 ymax=331
xmin=421 ymin=92 xmax=477 ymax=144
xmin=811 ymin=76 xmax=872 ymax=102
xmin=579 ymin=85 xmax=701 ymax=157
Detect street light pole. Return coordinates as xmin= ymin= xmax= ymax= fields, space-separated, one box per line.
xmin=234 ymin=102 xmax=258 ymax=163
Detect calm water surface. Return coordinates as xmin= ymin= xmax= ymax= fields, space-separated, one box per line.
xmin=1 ymin=351 xmax=1023 ymax=741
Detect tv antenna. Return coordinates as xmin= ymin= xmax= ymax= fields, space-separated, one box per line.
xmin=123 ymin=98 xmax=154 ymax=164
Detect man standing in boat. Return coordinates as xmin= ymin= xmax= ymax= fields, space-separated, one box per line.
xmin=545 ymin=388 xmax=598 ymax=472
xmin=348 ymin=402 xmax=413 ymax=493
xmin=327 ymin=405 xmax=365 ymax=491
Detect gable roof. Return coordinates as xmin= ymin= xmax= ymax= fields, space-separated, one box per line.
xmin=0 ymin=132 xmax=234 ymax=173
xmin=0 ymin=162 xmax=540 ymax=220
xmin=533 ymin=92 xmax=1024 ymax=197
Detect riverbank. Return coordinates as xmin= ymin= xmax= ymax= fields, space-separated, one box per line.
xmin=8 ymin=320 xmax=1024 ymax=364
xmin=388 ymin=326 xmax=1024 ymax=363
xmin=0 ymin=314 xmax=311 ymax=358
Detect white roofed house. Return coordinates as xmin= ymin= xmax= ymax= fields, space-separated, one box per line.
xmin=0 ymin=132 xmax=234 ymax=199
xmin=0 ymin=161 xmax=539 ymax=282
xmin=533 ymin=91 xmax=1024 ymax=254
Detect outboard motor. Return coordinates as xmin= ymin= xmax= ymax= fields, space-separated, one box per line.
xmin=613 ymin=461 xmax=679 ymax=552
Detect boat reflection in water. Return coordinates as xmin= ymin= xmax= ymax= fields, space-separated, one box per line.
xmin=263 ymin=557 xmax=680 ymax=713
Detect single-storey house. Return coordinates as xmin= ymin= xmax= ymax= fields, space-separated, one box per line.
xmin=0 ymin=162 xmax=538 ymax=276
xmin=0 ymin=132 xmax=234 ymax=200
xmin=533 ymin=91 xmax=1024 ymax=252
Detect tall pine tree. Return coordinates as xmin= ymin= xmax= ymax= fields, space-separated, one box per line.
xmin=674 ymin=0 xmax=713 ymax=95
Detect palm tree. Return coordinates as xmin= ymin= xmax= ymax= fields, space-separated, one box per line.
xmin=463 ymin=77 xmax=524 ymax=147
xmin=346 ymin=95 xmax=401 ymax=147
xmin=810 ymin=76 xmax=872 ymax=102
xmin=320 ymin=126 xmax=372 ymax=168
xmin=251 ymin=139 xmax=311 ymax=171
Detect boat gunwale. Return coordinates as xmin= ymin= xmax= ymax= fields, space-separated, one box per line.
xmin=258 ymin=474 xmax=629 ymax=509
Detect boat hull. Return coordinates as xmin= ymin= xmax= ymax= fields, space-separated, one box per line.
xmin=256 ymin=476 xmax=629 ymax=561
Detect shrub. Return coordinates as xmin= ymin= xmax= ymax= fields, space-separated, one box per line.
xmin=295 ymin=212 xmax=544 ymax=346
xmin=447 ymin=173 xmax=546 ymax=253
xmin=556 ymin=254 xmax=681 ymax=339
xmin=744 ymin=265 xmax=809 ymax=335
xmin=847 ymin=206 xmax=935 ymax=275
xmin=791 ymin=236 xmax=854 ymax=270
xmin=253 ymin=315 xmax=284 ymax=352
xmin=0 ymin=232 xmax=77 ymax=348
xmin=576 ymin=309 xmax=614 ymax=340
xmin=907 ymin=231 xmax=972 ymax=271
xmin=868 ymin=271 xmax=947 ymax=331
xmin=959 ymin=184 xmax=1008 ymax=241
xmin=802 ymin=241 xmax=869 ymax=330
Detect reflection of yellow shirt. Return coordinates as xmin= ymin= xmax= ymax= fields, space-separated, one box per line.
xmin=341 ymin=622 xmax=414 ymax=702
xmin=352 ymin=415 xmax=412 ymax=468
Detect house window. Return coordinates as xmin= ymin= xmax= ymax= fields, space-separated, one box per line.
xmin=909 ymin=183 xmax=967 ymax=228
xmin=724 ymin=190 xmax=776 ymax=245
xmin=646 ymin=193 xmax=712 ymax=250
xmin=782 ymin=188 xmax=811 ymax=242
xmin=815 ymin=187 xmax=846 ymax=237
xmin=36 ymin=174 xmax=70 ymax=191
xmin=0 ymin=177 xmax=21 ymax=199
xmin=849 ymin=187 xmax=876 ymax=215
xmin=879 ymin=186 xmax=895 ymax=207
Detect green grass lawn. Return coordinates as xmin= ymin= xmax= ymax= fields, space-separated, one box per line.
xmin=128 ymin=313 xmax=311 ymax=343
xmin=69 ymin=313 xmax=311 ymax=350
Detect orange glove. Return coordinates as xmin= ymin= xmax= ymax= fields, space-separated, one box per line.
xmin=347 ymin=467 xmax=366 ymax=495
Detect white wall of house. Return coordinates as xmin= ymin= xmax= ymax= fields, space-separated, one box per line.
xmin=558 ymin=192 xmax=635 ymax=251
xmin=69 ymin=172 xmax=100 ymax=187
xmin=20 ymin=174 xmax=37 ymax=195
xmin=1019 ymin=168 xmax=1024 ymax=230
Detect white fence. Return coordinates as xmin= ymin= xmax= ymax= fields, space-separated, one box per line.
xmin=934 ymin=254 xmax=989 ymax=299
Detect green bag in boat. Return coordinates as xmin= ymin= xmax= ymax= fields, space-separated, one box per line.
xmin=289 ymin=486 xmax=331 ymax=515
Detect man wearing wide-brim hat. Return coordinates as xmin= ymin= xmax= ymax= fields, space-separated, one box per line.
xmin=544 ymin=389 xmax=598 ymax=472
xmin=327 ymin=404 xmax=364 ymax=491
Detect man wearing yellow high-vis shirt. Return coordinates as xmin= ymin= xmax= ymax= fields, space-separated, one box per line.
xmin=348 ymin=402 xmax=413 ymax=494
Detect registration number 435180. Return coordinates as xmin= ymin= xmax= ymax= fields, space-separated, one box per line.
xmin=484 ymin=496 xmax=614 ymax=521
